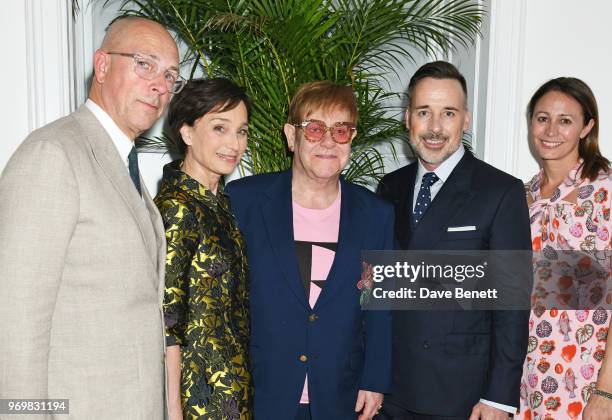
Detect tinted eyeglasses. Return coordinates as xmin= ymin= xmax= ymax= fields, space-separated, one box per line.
xmin=292 ymin=119 xmax=357 ymax=144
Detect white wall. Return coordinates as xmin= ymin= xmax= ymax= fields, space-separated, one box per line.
xmin=0 ymin=2 xmax=30 ymax=171
xmin=518 ymin=0 xmax=612 ymax=181
xmin=0 ymin=0 xmax=172 ymax=194
xmin=484 ymin=0 xmax=612 ymax=183
xmin=0 ymin=0 xmax=74 ymax=171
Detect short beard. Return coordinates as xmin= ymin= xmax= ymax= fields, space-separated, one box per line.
xmin=420 ymin=131 xmax=449 ymax=142
xmin=410 ymin=131 xmax=458 ymax=167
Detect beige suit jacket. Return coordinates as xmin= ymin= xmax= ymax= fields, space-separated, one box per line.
xmin=0 ymin=106 xmax=168 ymax=419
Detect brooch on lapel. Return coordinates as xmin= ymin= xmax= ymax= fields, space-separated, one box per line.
xmin=357 ymin=262 xmax=374 ymax=305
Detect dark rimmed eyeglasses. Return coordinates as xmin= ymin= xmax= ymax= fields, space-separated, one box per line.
xmin=293 ymin=119 xmax=357 ymax=144
xmin=105 ymin=51 xmax=187 ymax=94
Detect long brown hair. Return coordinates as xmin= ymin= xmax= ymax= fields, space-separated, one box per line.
xmin=527 ymin=77 xmax=609 ymax=181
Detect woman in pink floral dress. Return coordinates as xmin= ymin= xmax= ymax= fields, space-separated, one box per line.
xmin=519 ymin=77 xmax=612 ymax=420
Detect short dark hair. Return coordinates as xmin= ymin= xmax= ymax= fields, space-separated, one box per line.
xmin=528 ymin=77 xmax=608 ymax=180
xmin=166 ymin=78 xmax=251 ymax=156
xmin=407 ymin=61 xmax=468 ymax=107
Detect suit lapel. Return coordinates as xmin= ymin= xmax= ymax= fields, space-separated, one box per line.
xmin=409 ymin=153 xmax=475 ymax=249
xmin=261 ymin=171 xmax=310 ymax=309
xmin=74 ymin=106 xmax=158 ymax=270
xmin=314 ymin=179 xmax=362 ymax=310
xmin=398 ymin=164 xmax=418 ymax=249
xmin=142 ymin=186 xmax=166 ymax=293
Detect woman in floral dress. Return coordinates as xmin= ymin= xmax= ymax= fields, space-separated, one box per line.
xmin=155 ymin=78 xmax=252 ymax=419
xmin=519 ymin=77 xmax=612 ymax=420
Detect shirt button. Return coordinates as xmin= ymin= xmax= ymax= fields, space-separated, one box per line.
xmin=308 ymin=313 xmax=318 ymax=322
xmin=299 ymin=355 xmax=308 ymax=362
xmin=423 ymin=341 xmax=431 ymax=350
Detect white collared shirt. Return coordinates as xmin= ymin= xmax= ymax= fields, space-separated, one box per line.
xmin=85 ymin=99 xmax=134 ymax=173
xmin=412 ymin=143 xmax=465 ymax=211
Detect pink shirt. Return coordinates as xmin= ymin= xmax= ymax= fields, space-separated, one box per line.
xmin=293 ymin=188 xmax=341 ymax=404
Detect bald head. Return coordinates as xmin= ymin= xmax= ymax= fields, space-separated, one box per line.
xmin=89 ymin=17 xmax=179 ymax=140
xmin=100 ymin=17 xmax=177 ymax=56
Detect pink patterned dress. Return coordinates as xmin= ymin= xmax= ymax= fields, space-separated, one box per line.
xmin=519 ymin=160 xmax=612 ymax=420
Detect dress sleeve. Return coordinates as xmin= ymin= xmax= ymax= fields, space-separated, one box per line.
xmin=157 ymin=198 xmax=199 ymax=346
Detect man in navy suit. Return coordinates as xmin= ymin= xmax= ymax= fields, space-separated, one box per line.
xmin=377 ymin=61 xmax=530 ymax=419
xmin=227 ymin=81 xmax=393 ymax=419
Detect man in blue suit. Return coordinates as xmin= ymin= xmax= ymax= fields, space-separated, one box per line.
xmin=377 ymin=62 xmax=530 ymax=419
xmin=227 ymin=81 xmax=393 ymax=419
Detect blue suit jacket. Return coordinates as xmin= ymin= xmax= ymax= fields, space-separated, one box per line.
xmin=226 ymin=170 xmax=393 ymax=419
xmin=378 ymin=151 xmax=531 ymax=417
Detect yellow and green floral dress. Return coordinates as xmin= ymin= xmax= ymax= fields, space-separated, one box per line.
xmin=155 ymin=160 xmax=251 ymax=420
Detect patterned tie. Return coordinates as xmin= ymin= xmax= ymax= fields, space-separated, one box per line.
xmin=413 ymin=172 xmax=439 ymax=225
xmin=128 ymin=147 xmax=142 ymax=196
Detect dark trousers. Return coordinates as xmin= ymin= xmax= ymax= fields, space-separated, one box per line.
xmin=376 ymin=398 xmax=466 ymax=420
xmin=295 ymin=403 xmax=312 ymax=420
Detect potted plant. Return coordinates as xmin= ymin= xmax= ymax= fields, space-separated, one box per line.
xmin=85 ymin=0 xmax=484 ymax=186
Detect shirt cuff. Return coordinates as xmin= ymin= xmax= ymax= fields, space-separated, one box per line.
xmin=479 ymin=399 xmax=516 ymax=415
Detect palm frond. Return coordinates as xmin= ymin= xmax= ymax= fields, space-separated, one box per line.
xmin=95 ymin=0 xmax=484 ymax=184
xmin=72 ymin=0 xmax=81 ymax=16
xmin=343 ymin=146 xmax=386 ymax=188
xmin=135 ymin=132 xmax=182 ymax=155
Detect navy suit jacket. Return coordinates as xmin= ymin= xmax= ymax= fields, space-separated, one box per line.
xmin=377 ymin=151 xmax=531 ymax=417
xmin=226 ymin=170 xmax=394 ymax=420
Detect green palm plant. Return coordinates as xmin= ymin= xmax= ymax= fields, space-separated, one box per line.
xmin=92 ymin=0 xmax=484 ymax=186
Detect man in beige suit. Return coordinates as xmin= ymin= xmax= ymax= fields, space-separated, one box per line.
xmin=0 ymin=17 xmax=182 ymax=419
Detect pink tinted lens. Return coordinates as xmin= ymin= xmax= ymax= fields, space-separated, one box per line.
xmin=332 ymin=125 xmax=351 ymax=142
xmin=304 ymin=122 xmax=326 ymax=140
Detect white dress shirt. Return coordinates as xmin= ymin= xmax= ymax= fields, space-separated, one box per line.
xmin=413 ymin=143 xmax=516 ymax=415
xmin=85 ymin=99 xmax=134 ymax=173
xmin=412 ymin=143 xmax=465 ymax=210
